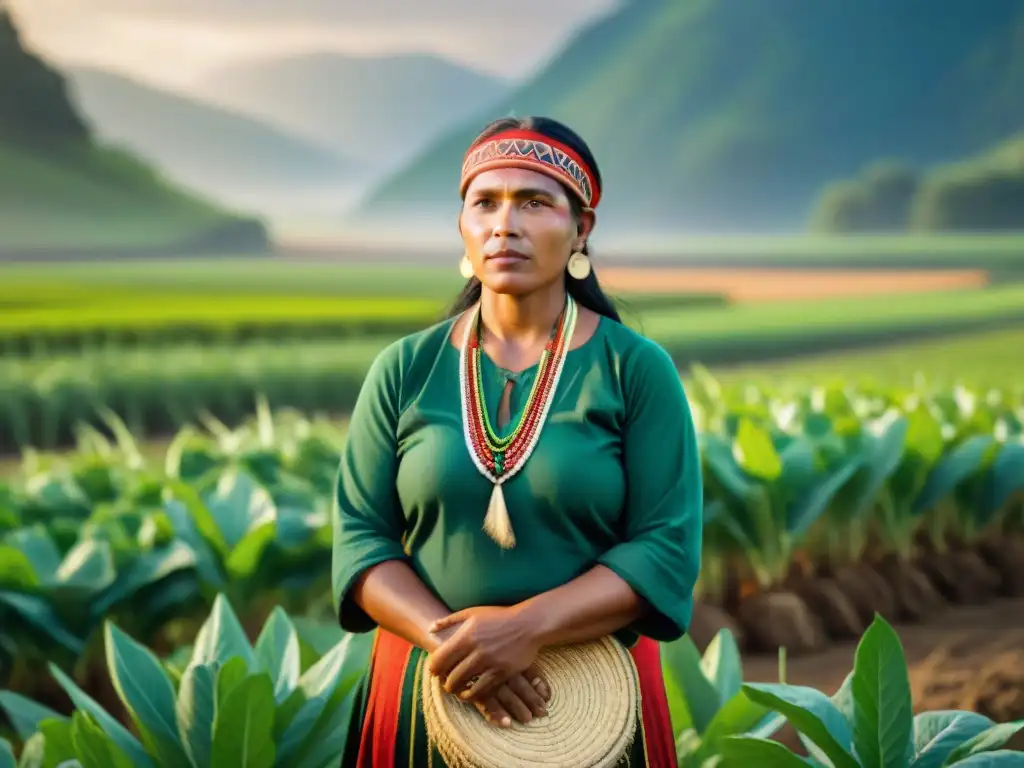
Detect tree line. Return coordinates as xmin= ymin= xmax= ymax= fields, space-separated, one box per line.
xmin=810 ymin=133 xmax=1024 ymax=233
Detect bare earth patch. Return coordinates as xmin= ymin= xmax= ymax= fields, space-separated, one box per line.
xmin=742 ymin=598 xmax=1024 ymax=722
xmin=599 ymin=267 xmax=989 ymax=302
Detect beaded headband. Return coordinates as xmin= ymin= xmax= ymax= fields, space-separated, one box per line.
xmin=460 ymin=128 xmax=601 ymax=209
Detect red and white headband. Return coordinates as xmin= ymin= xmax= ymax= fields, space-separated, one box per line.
xmin=459 ymin=129 xmax=601 ymax=209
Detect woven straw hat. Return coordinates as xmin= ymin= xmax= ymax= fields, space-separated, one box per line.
xmin=421 ymin=636 xmax=641 ymax=767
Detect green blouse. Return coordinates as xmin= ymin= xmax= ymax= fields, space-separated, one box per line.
xmin=331 ymin=313 xmax=703 ymax=644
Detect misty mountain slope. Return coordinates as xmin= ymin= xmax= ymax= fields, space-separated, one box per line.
xmin=352 ymin=0 xmax=1024 ymax=235
xmin=196 ymin=52 xmax=513 ymax=173
xmin=0 ymin=9 xmax=266 ymax=252
xmin=67 ymin=67 xmax=362 ymax=204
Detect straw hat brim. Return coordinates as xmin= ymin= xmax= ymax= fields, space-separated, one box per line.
xmin=421 ymin=635 xmax=640 ymax=768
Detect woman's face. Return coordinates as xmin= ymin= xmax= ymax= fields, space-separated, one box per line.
xmin=459 ymin=167 xmax=594 ymax=296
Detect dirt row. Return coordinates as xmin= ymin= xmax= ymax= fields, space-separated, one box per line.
xmin=687 ymin=536 xmax=1024 ymax=726
xmin=598 ymin=267 xmax=989 ymax=302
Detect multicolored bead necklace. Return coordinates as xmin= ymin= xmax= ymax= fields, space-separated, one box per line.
xmin=459 ymin=294 xmax=578 ymax=548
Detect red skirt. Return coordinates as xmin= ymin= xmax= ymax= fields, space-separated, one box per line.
xmin=348 ymin=630 xmax=678 ymax=767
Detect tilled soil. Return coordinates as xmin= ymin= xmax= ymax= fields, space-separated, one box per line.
xmin=742 ymin=598 xmax=1024 ymax=721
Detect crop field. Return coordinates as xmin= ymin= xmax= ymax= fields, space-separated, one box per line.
xmin=1 ymin=250 xmax=1023 ymax=763
xmin=594 ymin=231 xmax=1024 ymax=271
xmin=3 ymin=256 xmax=1024 ymax=452
xmin=719 ymin=327 xmax=1024 ymax=389
xmin=0 ymin=371 xmax=1022 ymax=762
xmin=598 ymin=266 xmax=990 ymax=301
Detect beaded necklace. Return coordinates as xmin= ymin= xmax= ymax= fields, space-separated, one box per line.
xmin=459 ymin=294 xmax=578 ymax=548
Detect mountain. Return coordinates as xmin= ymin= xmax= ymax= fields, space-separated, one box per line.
xmin=0 ymin=8 xmax=266 ymax=254
xmin=195 ymin=52 xmax=514 ymax=176
xmin=351 ymin=0 xmax=1024 ymax=236
xmin=66 ymin=67 xmax=364 ymax=218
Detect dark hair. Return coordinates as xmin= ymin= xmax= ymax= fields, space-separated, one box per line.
xmin=446 ymin=116 xmax=622 ymax=323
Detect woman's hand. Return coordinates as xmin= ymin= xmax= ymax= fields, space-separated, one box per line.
xmin=472 ymin=673 xmax=551 ymax=727
xmin=427 ymin=605 xmax=546 ymax=706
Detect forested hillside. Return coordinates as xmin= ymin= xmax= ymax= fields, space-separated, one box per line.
xmin=354 ymin=0 xmax=1024 ymax=235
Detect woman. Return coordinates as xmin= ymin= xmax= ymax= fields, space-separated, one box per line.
xmin=332 ymin=116 xmax=703 ymax=767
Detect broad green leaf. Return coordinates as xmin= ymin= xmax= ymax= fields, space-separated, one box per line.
xmin=275 ymin=694 xmax=331 ymax=765
xmin=778 ymin=438 xmax=819 ymax=493
xmin=291 ymin=617 xmax=344 ymax=657
xmin=701 ymin=436 xmax=757 ymax=501
xmin=0 ymin=691 xmax=65 ymax=741
xmin=944 ymin=722 xmax=1024 ymax=764
xmin=742 ymin=683 xmax=857 ymax=768
xmin=254 ymin=607 xmax=301 ymax=704
xmin=0 ymin=591 xmax=85 ymax=654
xmin=225 ymin=521 xmax=277 ymax=580
xmin=161 ymin=500 xmax=225 ymax=589
xmin=38 ymin=718 xmax=79 ymax=768
xmin=832 ymin=673 xmax=854 ymax=721
xmin=0 ymin=739 xmax=13 ymax=768
xmin=288 ymin=686 xmax=358 ymax=768
xmin=697 ymin=693 xmax=782 ymax=761
xmin=189 ymin=594 xmax=255 ymax=671
xmin=92 ymin=541 xmax=197 ymax=616
xmin=660 ymin=634 xmax=719 ymax=738
xmin=851 ymin=615 xmax=914 ymax=768
xmin=2 ymin=526 xmax=61 ymax=577
xmin=47 ymin=664 xmax=153 ymax=768
xmin=949 ymin=753 xmax=1024 ymax=766
xmin=17 ymin=732 xmax=48 ymax=768
xmin=176 ymin=663 xmax=216 ymax=768
xmin=203 ymin=470 xmax=274 ymax=550
xmin=162 ymin=483 xmax=230 ymax=560
xmin=913 ymin=436 xmax=996 ymax=514
xmin=719 ymin=736 xmax=814 ymax=766
xmin=209 ymin=675 xmax=276 ymax=768
xmin=700 ymin=630 xmax=744 ymax=705
xmin=70 ymin=711 xmax=135 ymax=768
xmin=733 ymin=419 xmax=783 ymax=481
xmin=910 ymin=711 xmax=993 ymax=768
xmin=216 ymin=657 xmax=250 ymax=712
xmin=843 ymin=414 xmax=908 ymax=518
xmin=0 ymin=546 xmax=39 ymax=589
xmin=53 ymin=540 xmax=116 ymax=595
xmin=979 ymin=442 xmax=1024 ymax=518
xmin=904 ymin=403 xmax=946 ymax=466
xmin=104 ymin=623 xmax=189 ymax=766
xmin=787 ymin=453 xmax=864 ymax=536
xmin=295 ymin=631 xmax=372 ymax=702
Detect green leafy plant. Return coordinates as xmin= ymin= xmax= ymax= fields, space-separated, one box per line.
xmin=662 ymin=628 xmax=785 ymax=765
xmin=720 ymin=615 xmax=1024 ymax=767
xmin=0 ymin=594 xmax=373 ymax=768
xmin=0 ymin=407 xmax=343 ymax=701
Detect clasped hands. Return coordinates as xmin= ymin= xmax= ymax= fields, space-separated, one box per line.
xmin=427 ymin=605 xmax=551 ymax=728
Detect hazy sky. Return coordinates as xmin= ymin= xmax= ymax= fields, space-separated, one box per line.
xmin=8 ymin=0 xmax=619 ymax=91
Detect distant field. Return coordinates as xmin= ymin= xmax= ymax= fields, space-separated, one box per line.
xmin=714 ymin=325 xmax=1024 ymax=389
xmin=596 ymin=232 xmax=1024 ymax=270
xmin=598 ymin=266 xmax=989 ymax=301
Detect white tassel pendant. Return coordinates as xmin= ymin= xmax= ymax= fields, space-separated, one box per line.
xmin=482 ymin=482 xmax=515 ymax=549
xmin=459 ymin=295 xmax=578 ymax=550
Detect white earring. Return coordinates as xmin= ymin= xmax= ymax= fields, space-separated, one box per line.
xmin=566 ymin=251 xmax=591 ymax=280
xmin=459 ymin=254 xmax=474 ymax=279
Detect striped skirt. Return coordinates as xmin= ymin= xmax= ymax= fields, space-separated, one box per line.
xmin=340 ymin=630 xmax=678 ymax=767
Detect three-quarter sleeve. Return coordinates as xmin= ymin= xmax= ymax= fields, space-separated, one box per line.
xmin=597 ymin=339 xmax=703 ymax=642
xmin=331 ymin=341 xmax=410 ymax=633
